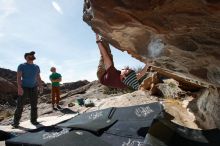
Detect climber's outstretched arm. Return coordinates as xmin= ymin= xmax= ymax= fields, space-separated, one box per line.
xmin=96 ymin=34 xmax=113 ymax=69
xmin=136 ymin=65 xmax=151 ymax=80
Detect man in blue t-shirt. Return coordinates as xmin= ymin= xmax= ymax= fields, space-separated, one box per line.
xmin=12 ymin=51 xmax=43 ymax=128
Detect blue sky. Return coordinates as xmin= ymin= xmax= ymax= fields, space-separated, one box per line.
xmin=0 ymin=0 xmax=144 ymax=83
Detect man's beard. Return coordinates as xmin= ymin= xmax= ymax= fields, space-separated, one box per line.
xmin=28 ymin=56 xmax=36 ymax=60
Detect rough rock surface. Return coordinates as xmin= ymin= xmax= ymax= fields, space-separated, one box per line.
xmin=83 ymin=0 xmax=220 ymax=129
xmin=83 ymin=0 xmax=220 ymax=86
xmin=155 ymin=79 xmax=187 ymax=99
xmin=0 ymin=68 xmax=17 ymax=106
xmin=188 ymin=87 xmax=220 ymax=129
xmin=0 ymin=68 xmax=17 ymax=94
xmin=60 ymin=80 xmax=90 ymax=91
xmin=0 ymin=77 xmax=16 ymax=94
xmin=0 ymin=68 xmax=16 ymax=85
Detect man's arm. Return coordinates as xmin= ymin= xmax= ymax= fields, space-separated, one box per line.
xmin=17 ymin=71 xmax=23 ymax=96
xmin=50 ymin=74 xmax=62 ymax=82
xmin=96 ymin=34 xmax=113 ymax=69
xmin=136 ymin=65 xmax=151 ymax=80
xmin=37 ymin=73 xmax=43 ymax=92
xmin=51 ymin=78 xmax=61 ymax=82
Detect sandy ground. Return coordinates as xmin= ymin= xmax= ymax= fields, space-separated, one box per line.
xmin=0 ymin=141 xmax=4 ymax=146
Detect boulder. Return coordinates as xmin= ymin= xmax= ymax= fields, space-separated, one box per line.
xmin=155 ymin=79 xmax=187 ymax=99
xmin=0 ymin=77 xmax=16 ymax=94
xmin=139 ymin=71 xmax=159 ymax=94
xmin=0 ymin=68 xmax=16 ymax=84
xmin=61 ymin=80 xmax=90 ymax=91
xmin=83 ymin=0 xmax=220 ymax=87
xmin=188 ymin=87 xmax=220 ymax=129
xmin=83 ymin=0 xmax=220 ymax=129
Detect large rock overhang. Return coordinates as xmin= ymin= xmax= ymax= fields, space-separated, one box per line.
xmin=83 ymin=0 xmax=220 ymax=87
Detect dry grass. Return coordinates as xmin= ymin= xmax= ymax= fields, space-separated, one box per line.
xmin=163 ymin=98 xmax=182 ymax=105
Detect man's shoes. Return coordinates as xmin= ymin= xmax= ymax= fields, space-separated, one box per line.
xmin=52 ymin=104 xmax=57 ymax=110
xmin=53 ymin=107 xmax=58 ymax=110
xmin=31 ymin=121 xmax=40 ymax=125
xmin=11 ymin=123 xmax=19 ymax=128
xmin=52 ymin=104 xmax=62 ymax=110
xmin=57 ymin=105 xmax=62 ymax=110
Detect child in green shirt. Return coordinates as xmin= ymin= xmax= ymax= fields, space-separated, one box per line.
xmin=50 ymin=67 xmax=62 ymax=110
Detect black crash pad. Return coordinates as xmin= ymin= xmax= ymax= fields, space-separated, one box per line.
xmin=58 ymin=107 xmax=116 ymax=127
xmin=111 ymin=102 xmax=162 ymax=121
xmin=0 ymin=130 xmax=15 ymax=141
xmin=5 ymin=127 xmax=71 ymax=146
xmin=43 ymin=130 xmax=111 ymax=146
xmin=64 ymin=118 xmax=117 ymax=135
xmin=6 ymin=103 xmax=163 ymax=146
xmin=101 ymin=132 xmax=145 ymax=146
xmin=105 ymin=120 xmax=152 ymax=138
xmin=144 ymin=112 xmax=220 ymax=146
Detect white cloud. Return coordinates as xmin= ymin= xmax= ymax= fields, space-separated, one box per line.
xmin=0 ymin=0 xmax=17 ymax=31
xmin=52 ymin=1 xmax=63 ymax=15
xmin=0 ymin=0 xmax=17 ymax=18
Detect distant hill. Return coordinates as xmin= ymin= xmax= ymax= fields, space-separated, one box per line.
xmin=0 ymin=68 xmax=17 ymax=94
xmin=0 ymin=68 xmax=17 ymax=106
xmin=0 ymin=68 xmax=17 ymax=85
